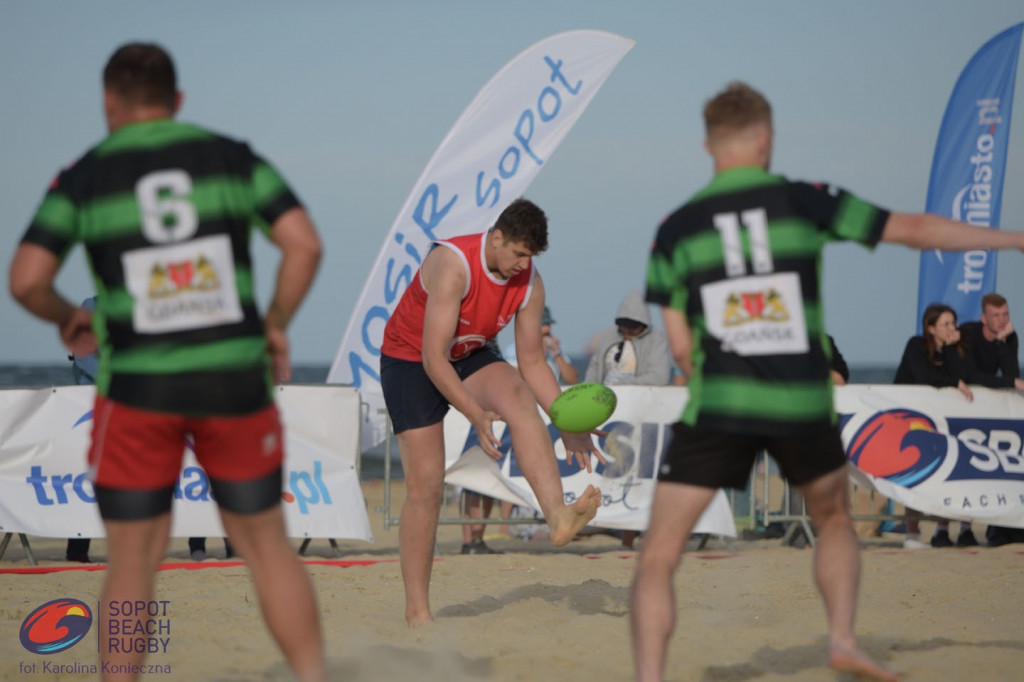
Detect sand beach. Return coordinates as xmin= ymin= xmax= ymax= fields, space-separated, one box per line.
xmin=2 ymin=479 xmax=1023 ymax=681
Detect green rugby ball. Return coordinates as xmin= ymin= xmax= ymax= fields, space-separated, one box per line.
xmin=549 ymin=382 xmax=617 ymax=432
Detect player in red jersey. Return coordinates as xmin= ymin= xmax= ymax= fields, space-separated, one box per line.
xmin=380 ymin=198 xmax=604 ymax=626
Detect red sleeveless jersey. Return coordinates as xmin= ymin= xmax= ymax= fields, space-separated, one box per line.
xmin=381 ymin=232 xmax=535 ymax=362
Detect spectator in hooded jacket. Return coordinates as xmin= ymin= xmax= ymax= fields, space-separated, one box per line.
xmin=585 ymin=290 xmax=672 ymax=387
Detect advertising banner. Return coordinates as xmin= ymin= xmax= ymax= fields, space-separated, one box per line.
xmin=0 ymin=386 xmax=373 ymax=541
xmin=444 ymin=384 xmax=1024 ymax=533
xmin=327 ymin=30 xmax=635 ymax=451
xmin=917 ymin=23 xmax=1022 ymax=328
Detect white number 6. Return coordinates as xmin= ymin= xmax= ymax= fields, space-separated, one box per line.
xmin=135 ymin=169 xmax=198 ymax=243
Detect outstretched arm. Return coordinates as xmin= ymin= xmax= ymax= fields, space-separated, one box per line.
xmin=881 ymin=213 xmax=1024 ymax=251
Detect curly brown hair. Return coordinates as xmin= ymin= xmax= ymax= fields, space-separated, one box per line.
xmin=492 ymin=198 xmax=548 ymax=254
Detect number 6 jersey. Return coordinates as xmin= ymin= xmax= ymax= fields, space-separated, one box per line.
xmin=20 ymin=119 xmax=302 ymax=415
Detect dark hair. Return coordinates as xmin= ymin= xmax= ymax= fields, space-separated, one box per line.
xmin=921 ymin=303 xmax=963 ymax=364
xmin=103 ymin=43 xmax=177 ymax=109
xmin=492 ymin=198 xmax=548 ymax=254
xmin=703 ymin=81 xmax=772 ymax=141
xmin=615 ymin=317 xmax=646 ymax=331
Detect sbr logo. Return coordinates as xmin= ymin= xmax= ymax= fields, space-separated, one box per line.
xmin=847 ymin=409 xmax=948 ymax=487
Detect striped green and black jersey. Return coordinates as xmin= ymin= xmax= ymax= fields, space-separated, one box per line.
xmin=20 ymin=119 xmax=302 ymax=416
xmin=645 ymin=166 xmax=889 ymax=435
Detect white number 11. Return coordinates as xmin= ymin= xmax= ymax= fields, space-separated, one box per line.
xmin=712 ymin=207 xmax=773 ymax=277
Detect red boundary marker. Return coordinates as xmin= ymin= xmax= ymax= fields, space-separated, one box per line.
xmin=0 ymin=558 xmax=397 ymax=575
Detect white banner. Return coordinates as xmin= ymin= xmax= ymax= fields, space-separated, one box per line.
xmin=441 ymin=386 xmax=738 ymax=536
xmin=441 ymin=384 xmax=1024 ymax=534
xmin=0 ymin=386 xmax=373 ymax=541
xmin=326 ymin=30 xmax=635 ymax=452
xmin=837 ymin=384 xmax=1024 ymax=528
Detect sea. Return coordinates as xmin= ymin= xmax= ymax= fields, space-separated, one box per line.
xmin=0 ymin=363 xmax=335 ymax=388
xmin=0 ymin=361 xmax=900 ymax=389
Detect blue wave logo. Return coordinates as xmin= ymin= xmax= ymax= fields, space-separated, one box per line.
xmin=847 ymin=409 xmax=948 ymax=487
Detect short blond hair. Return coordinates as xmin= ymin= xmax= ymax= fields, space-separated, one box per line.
xmin=703 ymin=81 xmax=772 ymax=142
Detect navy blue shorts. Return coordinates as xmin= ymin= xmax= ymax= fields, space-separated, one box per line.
xmin=658 ymin=422 xmax=848 ymax=490
xmin=380 ymin=348 xmax=504 ymax=434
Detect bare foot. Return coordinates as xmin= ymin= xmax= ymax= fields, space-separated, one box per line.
xmin=406 ymin=610 xmax=434 ymax=628
xmin=829 ymin=642 xmax=901 ymax=681
xmin=405 ymin=610 xmax=434 ymax=626
xmin=549 ymin=485 xmax=601 ymax=546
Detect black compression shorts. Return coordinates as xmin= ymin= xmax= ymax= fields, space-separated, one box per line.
xmin=658 ymin=422 xmax=848 ymax=490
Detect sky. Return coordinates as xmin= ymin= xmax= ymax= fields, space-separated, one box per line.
xmin=2 ymin=1 xmax=1023 ymax=369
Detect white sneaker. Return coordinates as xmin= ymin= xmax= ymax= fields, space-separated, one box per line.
xmin=903 ymin=537 xmax=929 ymax=550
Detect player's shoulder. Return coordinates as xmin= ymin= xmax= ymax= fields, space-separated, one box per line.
xmin=182 ymin=121 xmax=255 ymax=154
xmin=424 ymin=238 xmax=467 ymax=274
xmin=44 ymin=144 xmax=104 ymax=195
xmin=787 ymin=178 xmax=844 ymax=197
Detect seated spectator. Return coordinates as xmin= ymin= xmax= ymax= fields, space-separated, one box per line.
xmin=586 ymin=290 xmax=672 ymax=548
xmin=959 ymin=293 xmax=1024 ymax=547
xmin=959 ymin=292 xmax=1024 ymax=392
xmin=501 ymin=305 xmax=577 ymax=384
xmin=894 ymin=303 xmax=976 ymax=548
xmin=541 ymin=306 xmax=578 ymax=385
xmin=585 ymin=290 xmax=671 ymax=387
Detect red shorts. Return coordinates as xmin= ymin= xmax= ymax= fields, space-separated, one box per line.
xmin=89 ymin=396 xmax=284 ymax=518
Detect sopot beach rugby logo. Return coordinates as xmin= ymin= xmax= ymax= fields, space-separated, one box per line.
xmin=19 ymin=598 xmax=93 ymax=654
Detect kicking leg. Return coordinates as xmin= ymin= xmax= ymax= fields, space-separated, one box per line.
xmin=395 ymin=423 xmax=446 ymax=625
xmin=631 ymin=482 xmax=717 ymax=682
xmin=799 ymin=467 xmax=901 ymax=681
xmin=219 ymin=505 xmax=326 ymax=682
xmin=464 ymin=362 xmax=599 ymax=545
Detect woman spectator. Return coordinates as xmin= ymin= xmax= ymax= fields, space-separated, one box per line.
xmin=893 ymin=303 xmax=978 ymax=548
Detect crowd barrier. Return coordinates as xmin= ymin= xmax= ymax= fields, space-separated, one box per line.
xmin=0 ymin=385 xmax=373 ymax=565
xmin=5 ymin=383 xmax=1022 ymax=563
xmin=377 ymin=384 xmax=1024 ymax=544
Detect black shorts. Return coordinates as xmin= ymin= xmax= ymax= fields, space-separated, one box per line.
xmin=658 ymin=422 xmax=848 ymax=490
xmin=380 ymin=348 xmax=504 ymax=434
